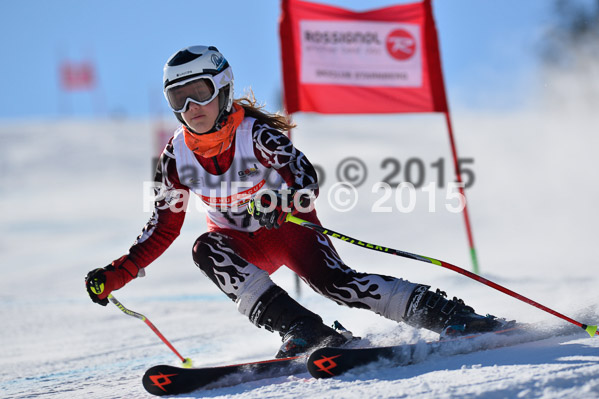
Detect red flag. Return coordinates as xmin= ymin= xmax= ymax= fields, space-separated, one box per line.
xmin=280 ymin=0 xmax=448 ymax=114
xmin=60 ymin=61 xmax=96 ymax=91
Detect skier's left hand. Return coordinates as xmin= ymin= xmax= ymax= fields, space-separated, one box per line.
xmin=249 ymin=188 xmax=312 ymax=229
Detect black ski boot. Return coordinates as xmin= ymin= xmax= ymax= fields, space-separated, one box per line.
xmin=248 ymin=286 xmax=350 ymax=358
xmin=403 ymin=285 xmax=511 ymax=337
xmin=277 ymin=318 xmax=353 ymax=358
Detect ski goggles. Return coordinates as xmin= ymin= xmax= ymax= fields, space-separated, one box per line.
xmin=164 ymin=68 xmax=233 ymax=113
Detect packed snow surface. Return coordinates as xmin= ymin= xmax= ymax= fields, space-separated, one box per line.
xmin=2 ymin=109 xmax=598 ymax=398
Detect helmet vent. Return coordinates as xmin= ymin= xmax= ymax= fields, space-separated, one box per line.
xmin=168 ymin=49 xmax=203 ymax=66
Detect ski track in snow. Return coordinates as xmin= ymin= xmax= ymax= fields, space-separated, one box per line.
xmin=2 ymin=111 xmax=599 ymax=398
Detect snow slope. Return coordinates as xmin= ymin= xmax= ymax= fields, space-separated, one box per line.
xmin=1 ymin=107 xmax=598 ymax=398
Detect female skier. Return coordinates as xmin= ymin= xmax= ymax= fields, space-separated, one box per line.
xmin=85 ymin=45 xmax=506 ymax=358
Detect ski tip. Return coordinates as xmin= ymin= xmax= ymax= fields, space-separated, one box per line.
xmin=307 ymin=349 xmax=342 ymax=379
xmin=182 ymin=358 xmax=193 ymax=368
xmin=584 ymin=324 xmax=597 ymax=337
xmin=143 ymin=366 xmax=182 ymax=396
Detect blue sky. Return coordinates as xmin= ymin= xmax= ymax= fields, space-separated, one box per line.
xmin=0 ymin=0 xmax=559 ymax=120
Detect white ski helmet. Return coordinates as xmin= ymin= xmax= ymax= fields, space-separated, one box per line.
xmin=163 ymin=45 xmax=234 ymax=129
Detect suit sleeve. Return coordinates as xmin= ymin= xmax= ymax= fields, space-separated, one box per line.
xmin=251 ymin=122 xmax=319 ymax=196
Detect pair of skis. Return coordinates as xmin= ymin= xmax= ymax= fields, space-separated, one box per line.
xmin=106 ymin=216 xmax=596 ymax=395
xmin=142 ymin=324 xmax=560 ymax=396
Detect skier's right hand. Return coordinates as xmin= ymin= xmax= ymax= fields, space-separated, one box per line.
xmin=85 ymin=255 xmax=140 ymax=306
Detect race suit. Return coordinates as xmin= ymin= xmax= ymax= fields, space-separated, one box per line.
xmin=125 ymin=117 xmax=418 ymax=322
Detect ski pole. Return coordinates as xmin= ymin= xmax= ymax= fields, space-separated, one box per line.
xmin=108 ymin=294 xmax=193 ymax=367
xmin=285 ymin=214 xmax=598 ymax=338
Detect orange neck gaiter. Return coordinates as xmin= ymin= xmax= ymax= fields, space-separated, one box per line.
xmin=183 ymin=103 xmax=245 ymax=158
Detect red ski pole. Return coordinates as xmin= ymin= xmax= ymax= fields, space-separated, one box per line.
xmin=108 ymin=294 xmax=193 ymax=367
xmin=285 ymin=214 xmax=598 ymax=337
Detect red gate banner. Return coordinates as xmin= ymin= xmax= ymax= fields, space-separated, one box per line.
xmin=60 ymin=61 xmax=96 ymax=91
xmin=280 ymin=0 xmax=448 ymax=114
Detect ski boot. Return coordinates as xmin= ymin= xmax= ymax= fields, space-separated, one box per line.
xmin=248 ymin=286 xmax=352 ymax=358
xmin=276 ymin=318 xmax=353 ymax=358
xmin=403 ymin=285 xmax=513 ymax=337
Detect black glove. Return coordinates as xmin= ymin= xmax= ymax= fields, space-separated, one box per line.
xmin=249 ymin=188 xmax=312 ymax=229
xmin=85 ymin=255 xmax=140 ymax=306
xmin=85 ymin=268 xmax=110 ymax=306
